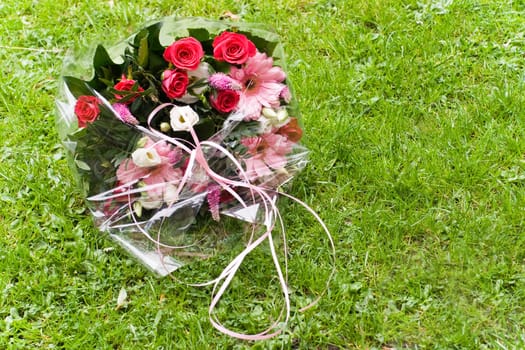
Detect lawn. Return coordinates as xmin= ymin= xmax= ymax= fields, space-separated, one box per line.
xmin=1 ymin=0 xmax=525 ymax=348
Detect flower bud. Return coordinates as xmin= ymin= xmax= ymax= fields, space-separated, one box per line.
xmin=160 ymin=122 xmax=171 ymax=132
xmin=262 ymin=107 xmax=278 ymax=119
xmin=136 ymin=136 xmax=149 ymax=148
xmin=276 ymin=108 xmax=289 ymax=122
xmin=133 ymin=201 xmax=143 ymax=217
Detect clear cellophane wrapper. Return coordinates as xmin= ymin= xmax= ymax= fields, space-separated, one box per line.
xmin=56 ymin=17 xmax=309 ymax=276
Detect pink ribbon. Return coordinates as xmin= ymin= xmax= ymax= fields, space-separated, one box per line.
xmin=88 ymin=103 xmax=336 ymax=340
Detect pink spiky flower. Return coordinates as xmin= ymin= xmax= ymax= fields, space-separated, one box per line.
xmin=208 ymin=73 xmax=242 ymax=91
xmin=112 ymin=103 xmax=139 ymax=125
xmin=207 ymin=184 xmax=221 ymax=221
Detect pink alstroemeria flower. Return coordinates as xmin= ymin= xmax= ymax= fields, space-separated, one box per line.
xmin=229 ymin=52 xmax=286 ymax=120
xmin=116 ymin=138 xmax=183 ymax=208
xmin=241 ymin=133 xmax=293 ymax=180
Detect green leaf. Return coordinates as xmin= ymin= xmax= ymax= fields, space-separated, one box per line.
xmin=194 ymin=117 xmax=216 ymax=140
xmin=93 ymin=45 xmax=117 ymax=71
xmin=188 ymin=28 xmax=210 ymax=41
xmin=75 ymin=159 xmax=91 ymax=171
xmin=143 ymin=20 xmax=164 ymax=52
xmin=136 ymin=30 xmax=149 ymax=68
xmin=238 ymin=31 xmax=280 ymax=57
xmin=147 ymin=52 xmax=167 ymax=74
xmin=98 ymin=78 xmax=114 ymax=88
xmin=88 ymin=45 xmax=123 ymax=89
xmin=62 ymin=76 xmax=96 ymax=97
xmin=158 ymin=17 xmax=229 ymax=46
xmin=100 ymin=66 xmax=114 ymax=82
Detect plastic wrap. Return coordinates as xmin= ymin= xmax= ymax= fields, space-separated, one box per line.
xmin=55 ymin=17 xmax=308 ymax=277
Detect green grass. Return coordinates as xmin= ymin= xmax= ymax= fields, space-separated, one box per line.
xmin=2 ymin=0 xmax=525 ymax=348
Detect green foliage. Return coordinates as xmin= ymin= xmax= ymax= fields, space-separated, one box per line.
xmin=2 ymin=0 xmax=525 ymax=349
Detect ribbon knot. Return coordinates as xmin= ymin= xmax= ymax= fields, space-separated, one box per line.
xmin=88 ymin=102 xmax=335 ymax=340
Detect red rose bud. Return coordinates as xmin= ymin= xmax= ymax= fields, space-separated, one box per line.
xmin=212 ymin=31 xmax=257 ymax=65
xmin=210 ymin=89 xmax=240 ymax=113
xmin=114 ymin=78 xmax=144 ymax=104
xmin=74 ymin=95 xmax=101 ymax=128
xmin=161 ymin=69 xmax=189 ymax=99
xmin=277 ymin=117 xmax=303 ymax=143
xmin=163 ymin=37 xmax=204 ymax=71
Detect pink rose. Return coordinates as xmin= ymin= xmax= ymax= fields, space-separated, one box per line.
xmin=162 ymin=69 xmax=189 ymax=99
xmin=163 ymin=37 xmax=204 ymax=70
xmin=210 ymin=89 xmax=240 ymax=113
xmin=74 ymin=95 xmax=100 ymax=128
xmin=114 ymin=78 xmax=144 ymax=104
xmin=212 ymin=31 xmax=257 ymax=65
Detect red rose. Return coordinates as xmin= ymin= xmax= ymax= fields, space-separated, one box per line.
xmin=277 ymin=117 xmax=302 ymax=143
xmin=163 ymin=37 xmax=204 ymax=70
xmin=212 ymin=31 xmax=256 ymax=65
xmin=161 ymin=69 xmax=189 ymax=99
xmin=74 ymin=95 xmax=101 ymax=128
xmin=114 ymin=78 xmax=144 ymax=104
xmin=210 ymin=89 xmax=240 ymax=113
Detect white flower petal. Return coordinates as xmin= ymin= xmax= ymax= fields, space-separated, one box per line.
xmin=262 ymin=107 xmax=278 ymax=119
xmin=116 ymin=287 xmax=128 ymax=309
xmin=164 ymin=184 xmax=179 ymax=205
xmin=132 ymin=148 xmax=161 ymax=167
xmin=170 ymin=105 xmax=199 ymax=131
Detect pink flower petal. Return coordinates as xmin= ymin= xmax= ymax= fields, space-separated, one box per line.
xmin=264 ymin=151 xmax=287 ymax=170
xmin=228 ymin=53 xmax=287 ymax=120
xmin=116 ymin=159 xmax=149 ymax=184
xmin=245 ymin=156 xmax=272 ymax=179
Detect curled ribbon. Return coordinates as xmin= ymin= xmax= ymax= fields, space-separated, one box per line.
xmin=88 ymin=102 xmax=336 ymax=340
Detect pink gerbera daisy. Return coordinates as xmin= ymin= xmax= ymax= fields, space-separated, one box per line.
xmin=229 ymin=52 xmax=286 ymax=120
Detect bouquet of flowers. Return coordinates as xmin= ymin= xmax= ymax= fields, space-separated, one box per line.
xmin=56 ymin=17 xmax=331 ymax=339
